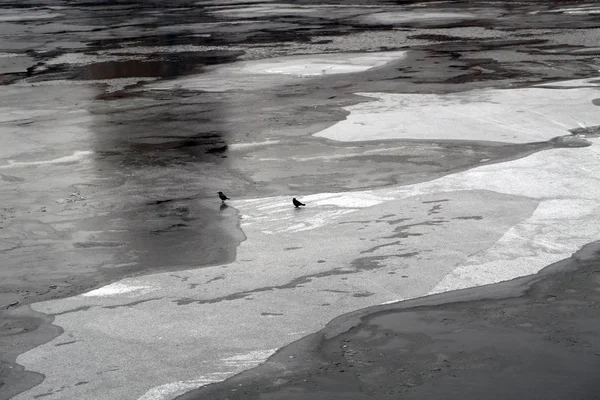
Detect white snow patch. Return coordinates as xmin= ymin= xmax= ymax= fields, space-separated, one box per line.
xmin=0 ymin=151 xmax=92 ymax=169
xmin=229 ymin=140 xmax=281 ymax=150
xmin=308 ymin=192 xmax=391 ymax=208
xmin=82 ymin=282 xmax=158 ymax=298
xmin=380 ymin=298 xmax=404 ymax=305
xmin=222 ymin=349 xmax=277 ymax=367
xmin=236 ymin=192 xmax=393 ymax=234
xmin=242 ymin=204 xmax=357 ymax=234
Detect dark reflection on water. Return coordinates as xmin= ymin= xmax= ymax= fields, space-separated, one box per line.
xmin=88 ymin=84 xmax=243 ymax=273
xmin=80 ymin=58 xmax=199 ymax=80
xmin=121 ymin=130 xmax=228 ymax=164
xmin=75 ymin=1 xmax=248 ymax=277
xmin=71 ymin=50 xmax=243 ymax=80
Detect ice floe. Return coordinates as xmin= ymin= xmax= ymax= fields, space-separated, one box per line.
xmin=314 ymin=79 xmax=600 ymax=144
xmin=151 ymin=50 xmax=406 ymax=91
xmin=82 ymin=282 xmax=158 ymax=298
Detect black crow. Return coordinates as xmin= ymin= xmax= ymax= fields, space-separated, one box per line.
xmin=293 ymin=198 xmax=305 ymax=208
xmin=218 ymin=191 xmax=230 ymax=202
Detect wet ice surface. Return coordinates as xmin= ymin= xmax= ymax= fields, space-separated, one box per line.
xmin=2 ymin=1 xmax=600 ymax=400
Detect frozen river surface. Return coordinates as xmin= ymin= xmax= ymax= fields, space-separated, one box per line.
xmin=1 ymin=1 xmax=600 ymax=400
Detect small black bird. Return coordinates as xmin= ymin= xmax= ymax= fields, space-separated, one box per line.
xmin=218 ymin=191 xmax=230 ymax=203
xmin=293 ymin=198 xmax=305 ymax=208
